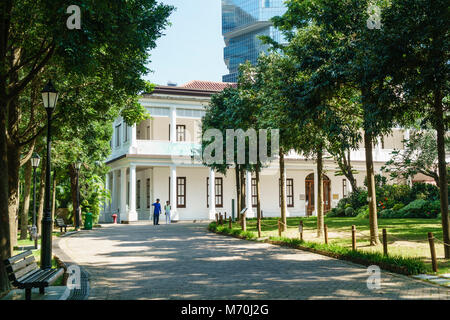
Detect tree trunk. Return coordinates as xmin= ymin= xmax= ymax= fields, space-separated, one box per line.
xmin=7 ymin=142 xmax=21 ymax=249
xmin=69 ymin=164 xmax=78 ymax=226
xmin=256 ymin=164 xmax=262 ymax=238
xmin=279 ymin=147 xmax=287 ymax=231
xmin=20 ymin=160 xmax=32 ymax=240
xmin=37 ymin=160 xmax=46 ymax=236
xmin=364 ymin=130 xmax=380 ymax=245
xmin=235 ymin=165 xmax=241 ymax=219
xmin=433 ymin=90 xmax=450 ymax=258
xmin=0 ymin=102 xmax=12 ymax=295
xmin=240 ymin=167 xmax=245 ymax=215
xmin=317 ymin=148 xmax=324 ymax=237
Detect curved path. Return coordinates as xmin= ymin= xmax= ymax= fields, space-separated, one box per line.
xmin=57 ymin=222 xmax=449 ymax=300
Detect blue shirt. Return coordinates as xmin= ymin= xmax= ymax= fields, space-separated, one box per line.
xmin=152 ymin=202 xmax=161 ymax=215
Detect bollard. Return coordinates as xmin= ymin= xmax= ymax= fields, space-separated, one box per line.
xmin=382 ymin=229 xmax=388 ymax=256
xmin=229 ymin=217 xmax=232 ymax=229
xmin=215 ymin=213 xmax=218 ymax=223
xmin=428 ymin=232 xmax=438 ymax=272
xmin=224 ymin=212 xmax=227 ymax=220
xmin=351 ymin=225 xmax=356 ymax=251
xmin=219 ymin=213 xmax=223 ymax=225
xmin=278 ymin=220 xmax=282 ymax=237
xmin=324 ymin=224 xmax=328 ymax=244
xmin=241 ymin=212 xmax=247 ymax=231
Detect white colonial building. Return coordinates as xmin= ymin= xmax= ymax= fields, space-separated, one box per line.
xmin=99 ymin=81 xmax=412 ymax=223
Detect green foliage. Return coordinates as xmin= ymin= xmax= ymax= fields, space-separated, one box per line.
xmin=356 ymin=206 xmax=370 ymax=219
xmin=267 ymin=236 xmax=427 ymax=275
xmin=396 ymin=200 xmax=441 ymax=219
xmin=208 ymin=222 xmax=256 ymax=240
xmin=392 ymin=203 xmax=405 ymax=211
xmin=344 ymin=207 xmax=355 ymax=217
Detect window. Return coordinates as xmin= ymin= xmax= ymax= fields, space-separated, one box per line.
xmin=177 ymin=177 xmax=186 ymax=208
xmin=115 ymin=124 xmax=121 ymax=147
xmin=176 ymin=125 xmax=186 ymax=142
xmin=146 ymin=178 xmax=150 ymax=209
xmin=207 ymin=177 xmax=223 ymax=208
xmin=136 ymin=180 xmax=141 ymax=209
xmin=343 ymin=179 xmax=347 ymax=197
xmin=279 ymin=178 xmax=294 ymax=207
xmin=252 ymin=178 xmax=257 ymax=208
xmin=137 ymin=128 xmax=141 ymax=140
xmin=170 ymin=177 xmax=186 ymax=208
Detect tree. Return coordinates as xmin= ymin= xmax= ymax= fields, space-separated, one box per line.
xmin=380 ymin=0 xmax=450 ymax=257
xmin=0 ymin=0 xmax=173 ymax=296
xmin=383 ymin=130 xmax=449 ymax=186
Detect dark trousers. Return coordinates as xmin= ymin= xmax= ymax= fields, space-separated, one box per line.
xmin=154 ymin=213 xmax=160 ymax=225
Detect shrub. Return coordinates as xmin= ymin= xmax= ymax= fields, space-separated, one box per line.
xmin=392 ymin=203 xmax=405 ymax=211
xmin=327 ymin=208 xmax=339 ymax=217
xmin=345 ymin=207 xmax=355 ymax=217
xmin=336 ymin=207 xmax=345 ymax=217
xmin=356 ymin=206 xmax=370 ymax=219
xmin=396 ymin=199 xmax=440 ymax=219
xmin=410 ymin=182 xmax=439 ymax=202
xmin=379 ymin=209 xmax=395 ymax=219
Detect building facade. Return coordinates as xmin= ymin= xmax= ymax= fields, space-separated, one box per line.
xmin=222 ymin=0 xmax=287 ymax=82
xmin=100 ymin=81 xmax=409 ymax=223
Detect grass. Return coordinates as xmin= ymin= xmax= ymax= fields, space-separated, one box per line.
xmin=209 ymin=216 xmax=450 ymax=275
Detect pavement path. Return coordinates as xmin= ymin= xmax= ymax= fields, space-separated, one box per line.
xmin=57 ymin=222 xmax=450 ymax=300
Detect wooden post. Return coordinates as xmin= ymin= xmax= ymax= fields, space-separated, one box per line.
xmin=382 ymin=229 xmax=388 ymax=256
xmin=219 ymin=213 xmax=223 ymax=225
xmin=324 ymin=224 xmax=328 ymax=244
xmin=352 ymin=225 xmax=356 ymax=251
xmin=428 ymin=232 xmax=438 ymax=272
xmin=229 ymin=217 xmax=232 ymax=229
xmin=257 ymin=217 xmax=261 ymax=238
xmin=215 ymin=213 xmax=218 ymax=223
xmin=241 ymin=212 xmax=247 ymax=231
xmin=299 ymin=221 xmax=303 ymax=241
xmin=224 ymin=212 xmax=227 ymax=220
xmin=278 ymin=220 xmax=282 ymax=237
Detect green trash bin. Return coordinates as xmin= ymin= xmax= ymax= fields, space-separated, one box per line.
xmin=84 ymin=212 xmax=93 ymax=230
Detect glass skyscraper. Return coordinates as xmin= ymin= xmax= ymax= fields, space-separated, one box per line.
xmin=222 ymin=0 xmax=287 ymax=83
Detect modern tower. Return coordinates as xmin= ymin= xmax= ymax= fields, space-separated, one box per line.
xmin=222 ymin=0 xmax=287 ymax=83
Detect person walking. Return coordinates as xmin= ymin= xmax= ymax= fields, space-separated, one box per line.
xmin=164 ymin=201 xmax=171 ymax=224
xmin=152 ymin=199 xmax=161 ymax=225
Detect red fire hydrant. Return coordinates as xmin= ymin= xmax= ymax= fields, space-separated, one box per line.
xmin=112 ymin=214 xmax=118 ymax=224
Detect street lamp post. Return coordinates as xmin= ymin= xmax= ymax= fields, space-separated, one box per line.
xmin=31 ymin=153 xmax=40 ymax=249
xmin=40 ymin=80 xmax=58 ymax=270
xmin=75 ymin=162 xmax=82 ymax=230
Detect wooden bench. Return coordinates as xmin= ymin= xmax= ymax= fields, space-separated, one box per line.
xmin=3 ymin=250 xmax=65 ymax=300
xmin=55 ymin=218 xmax=72 ymax=233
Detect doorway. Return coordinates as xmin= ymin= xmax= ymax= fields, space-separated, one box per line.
xmin=305 ymin=173 xmax=331 ymax=216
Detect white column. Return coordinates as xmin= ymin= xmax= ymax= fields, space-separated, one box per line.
xmin=313 ymin=168 xmax=318 ymax=217
xmin=209 ymin=168 xmax=216 ymax=219
xmin=130 ymin=124 xmax=137 ymax=152
xmin=246 ymin=171 xmax=254 ymax=217
xmin=105 ymin=173 xmax=111 ymax=212
xmin=127 ymin=164 xmax=138 ymax=222
xmin=112 ymin=170 xmax=118 ymax=213
xmin=120 ymin=167 xmax=127 ymax=222
xmin=170 ymin=107 xmax=177 ymax=142
xmin=170 ymin=165 xmax=178 ymax=220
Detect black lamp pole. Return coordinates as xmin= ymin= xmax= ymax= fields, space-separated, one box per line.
xmin=40 ymin=80 xmax=58 ymax=270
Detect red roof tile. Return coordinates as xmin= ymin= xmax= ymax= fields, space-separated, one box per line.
xmin=181 ymin=80 xmax=237 ymax=91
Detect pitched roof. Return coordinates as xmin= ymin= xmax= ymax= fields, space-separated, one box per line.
xmin=181 ymin=80 xmax=237 ymax=91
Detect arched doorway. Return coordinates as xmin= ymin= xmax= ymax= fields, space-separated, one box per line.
xmin=305 ymin=173 xmax=331 ymax=216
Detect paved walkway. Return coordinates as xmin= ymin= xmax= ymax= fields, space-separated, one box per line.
xmin=57 ymin=222 xmax=450 ymax=300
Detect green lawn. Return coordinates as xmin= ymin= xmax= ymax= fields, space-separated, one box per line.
xmin=228 ymin=216 xmax=449 ymax=275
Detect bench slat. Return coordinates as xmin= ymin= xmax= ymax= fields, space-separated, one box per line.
xmin=11 ymin=256 xmax=36 ymax=273
xmin=44 ymin=268 xmax=65 ymax=286
xmin=15 ymin=268 xmax=42 ymax=285
xmin=5 ymin=250 xmax=33 ymax=265
xmin=14 ymin=263 xmax=38 ymax=279
xmin=18 ymin=269 xmax=48 ymax=284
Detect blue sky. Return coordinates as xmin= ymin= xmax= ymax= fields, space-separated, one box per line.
xmin=144 ymin=0 xmax=228 ymax=86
